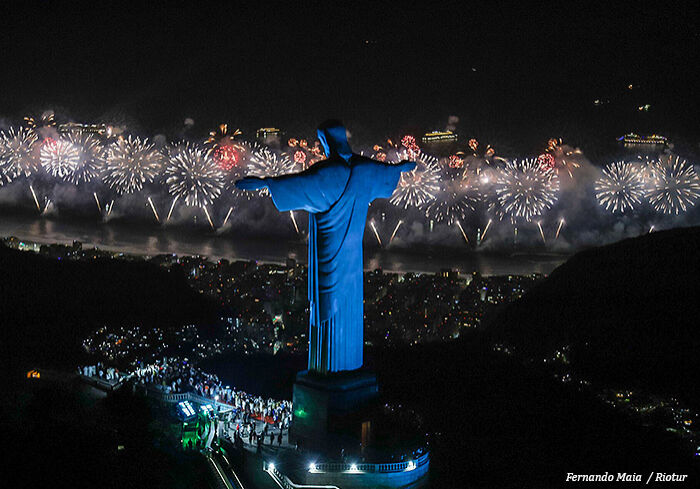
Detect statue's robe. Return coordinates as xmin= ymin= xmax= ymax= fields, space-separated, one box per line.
xmin=266 ymin=152 xmax=404 ymax=374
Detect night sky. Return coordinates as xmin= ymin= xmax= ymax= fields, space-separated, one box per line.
xmin=1 ymin=2 xmax=698 ymax=149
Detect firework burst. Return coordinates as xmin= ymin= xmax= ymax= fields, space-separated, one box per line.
xmin=220 ymin=142 xmax=254 ymax=200
xmin=542 ymin=138 xmax=580 ymax=178
xmin=246 ymin=145 xmax=295 ymax=178
xmin=205 ymin=124 xmax=244 ymax=172
xmin=64 ymin=133 xmax=105 ymax=184
xmin=537 ymin=153 xmax=555 ymax=172
xmin=448 ymin=154 xmax=464 ymax=168
xmin=595 ymin=161 xmax=645 ymax=213
xmin=293 ymin=149 xmax=307 ymax=166
xmin=39 ymin=138 xmax=80 ymax=180
xmin=389 ymin=150 xmax=440 ymax=209
xmin=645 ymin=155 xmax=700 ymax=214
xmin=235 ymin=145 xmax=296 ymax=198
xmin=103 ymin=136 xmax=163 ymax=194
xmin=492 ymin=158 xmax=559 ymax=222
xmin=425 ymin=166 xmax=480 ymax=224
xmin=0 ymin=126 xmax=39 ymax=179
xmin=401 ymin=135 xmax=419 ymax=154
xmin=425 ymin=180 xmax=479 ymax=225
xmin=24 ymin=112 xmax=56 ymax=130
xmin=164 ymin=143 xmax=224 ymax=208
xmin=213 ymin=145 xmax=243 ymax=171
xmin=205 ymin=124 xmax=242 ymax=149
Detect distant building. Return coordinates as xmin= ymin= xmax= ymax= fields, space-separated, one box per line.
xmin=57 ymin=122 xmax=115 ymax=137
xmin=3 ymin=236 xmax=42 ymax=252
xmin=421 ymin=130 xmax=458 ymax=145
xmin=438 ymin=268 xmax=459 ymax=280
xmin=256 ymin=127 xmax=282 ymax=146
xmin=618 ymin=133 xmax=667 ymax=150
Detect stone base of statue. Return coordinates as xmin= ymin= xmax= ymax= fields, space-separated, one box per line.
xmin=260 ymin=371 xmax=429 ymax=489
xmin=290 ymin=369 xmax=379 ymax=452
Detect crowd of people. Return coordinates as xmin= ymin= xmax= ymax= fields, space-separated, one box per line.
xmin=79 ymin=356 xmax=432 ymax=463
xmin=78 ymin=363 xmax=120 ymax=382
xmin=81 ymin=356 xmax=293 ymax=430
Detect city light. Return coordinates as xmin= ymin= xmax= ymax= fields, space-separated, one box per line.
xmin=178 ymin=401 xmax=195 ymax=417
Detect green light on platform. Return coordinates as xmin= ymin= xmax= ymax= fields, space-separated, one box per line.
xmin=294 ymin=408 xmax=307 ymax=418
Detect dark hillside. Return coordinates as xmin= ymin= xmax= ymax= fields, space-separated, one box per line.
xmin=487 ymin=226 xmax=700 ymax=405
xmin=0 ymin=244 xmax=218 ymax=373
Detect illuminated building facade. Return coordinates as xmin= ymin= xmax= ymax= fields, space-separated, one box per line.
xmin=421 ymin=130 xmax=458 ymax=144
xmin=57 ymin=122 xmax=115 ymax=137
xmin=618 ymin=133 xmax=667 ymax=147
xmin=256 ymin=127 xmax=283 ymax=146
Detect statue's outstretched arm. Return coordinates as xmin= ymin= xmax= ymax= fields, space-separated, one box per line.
xmin=235 ymin=176 xmax=267 ymax=191
xmin=370 ymin=160 xmax=416 ymax=200
xmin=234 ymin=163 xmax=323 ymax=191
xmin=236 ymin=165 xmax=342 ymax=213
xmin=394 ymin=160 xmax=416 ymax=172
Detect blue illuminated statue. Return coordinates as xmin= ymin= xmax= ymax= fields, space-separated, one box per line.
xmin=236 ymin=121 xmax=414 ymax=374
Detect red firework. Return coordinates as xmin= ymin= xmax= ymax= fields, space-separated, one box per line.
xmin=213 ymin=145 xmax=240 ymax=171
xmin=294 ymin=150 xmax=307 ymax=165
xmin=401 ymin=135 xmax=419 ymax=153
xmin=537 ymin=153 xmax=555 ymax=171
xmin=448 ymin=154 xmax=464 ymax=168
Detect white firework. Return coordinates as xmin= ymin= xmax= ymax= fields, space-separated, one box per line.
xmin=40 ymin=138 xmax=81 ymax=180
xmin=646 ymin=155 xmax=700 ymax=214
xmin=246 ymin=145 xmax=296 ymax=178
xmin=0 ymin=126 xmax=39 ymax=179
xmin=595 ymin=161 xmax=645 ymax=213
xmin=64 ymin=133 xmax=105 ymax=184
xmin=164 ymin=143 xmax=225 ymax=208
xmin=389 ymin=150 xmax=440 ymax=209
xmin=492 ymin=158 xmax=559 ymax=222
xmin=424 ymin=167 xmax=480 ymax=225
xmin=103 ymin=136 xmax=163 ymax=194
xmin=243 ymin=145 xmax=296 ymax=197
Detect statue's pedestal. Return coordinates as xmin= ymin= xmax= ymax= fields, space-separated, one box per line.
xmin=290 ymin=369 xmax=378 ymax=452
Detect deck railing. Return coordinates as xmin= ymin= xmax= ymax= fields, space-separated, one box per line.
xmin=311 ymin=451 xmax=429 ymax=474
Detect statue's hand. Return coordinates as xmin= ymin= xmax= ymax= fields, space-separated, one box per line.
xmin=235 ymin=176 xmax=267 ymax=190
xmin=397 ymin=160 xmax=417 ymax=172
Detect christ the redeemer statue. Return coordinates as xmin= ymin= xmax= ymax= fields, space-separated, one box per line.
xmin=236 ymin=120 xmax=414 ymax=374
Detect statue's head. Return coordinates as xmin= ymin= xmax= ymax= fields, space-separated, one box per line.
xmin=317 ymin=120 xmax=352 ymax=162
